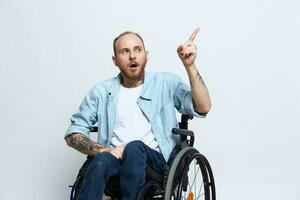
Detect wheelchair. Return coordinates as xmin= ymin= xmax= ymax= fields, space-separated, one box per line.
xmin=69 ymin=115 xmax=216 ymax=200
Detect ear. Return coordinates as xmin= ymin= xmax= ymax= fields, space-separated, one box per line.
xmin=146 ymin=51 xmax=149 ymax=62
xmin=112 ymin=56 xmax=118 ymax=66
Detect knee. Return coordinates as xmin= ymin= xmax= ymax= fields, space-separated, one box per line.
xmin=122 ymin=140 xmax=146 ymax=161
xmin=124 ymin=140 xmax=145 ymax=154
xmin=89 ymin=152 xmax=116 ymax=173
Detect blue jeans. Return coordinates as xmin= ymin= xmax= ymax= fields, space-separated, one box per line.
xmin=77 ymin=140 xmax=166 ymax=200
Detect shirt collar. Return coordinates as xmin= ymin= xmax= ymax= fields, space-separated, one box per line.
xmin=107 ymin=71 xmax=153 ymax=101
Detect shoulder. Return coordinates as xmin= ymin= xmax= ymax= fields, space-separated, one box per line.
xmin=87 ymin=76 xmax=119 ymax=97
xmin=147 ymin=71 xmax=181 ymax=83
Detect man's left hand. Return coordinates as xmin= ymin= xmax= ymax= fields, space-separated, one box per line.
xmin=177 ymin=28 xmax=200 ymax=68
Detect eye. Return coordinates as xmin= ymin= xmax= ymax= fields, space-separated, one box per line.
xmin=120 ymin=49 xmax=129 ymax=54
xmin=135 ymin=47 xmax=142 ymax=52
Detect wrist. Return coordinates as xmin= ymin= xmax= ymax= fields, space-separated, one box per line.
xmin=183 ymin=62 xmax=195 ymax=69
xmin=185 ymin=64 xmax=198 ymax=77
xmin=97 ymin=146 xmax=111 ymax=153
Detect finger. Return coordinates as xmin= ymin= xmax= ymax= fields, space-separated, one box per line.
xmin=177 ymin=45 xmax=184 ymax=57
xmin=177 ymin=44 xmax=184 ymax=52
xmin=111 ymin=149 xmax=122 ymax=159
xmin=111 ymin=152 xmax=119 ymax=159
xmin=179 ymin=44 xmax=189 ymax=54
xmin=184 ymin=51 xmax=194 ymax=58
xmin=116 ymin=152 xmax=122 ymax=159
xmin=188 ymin=27 xmax=200 ymax=42
xmin=181 ymin=45 xmax=196 ymax=54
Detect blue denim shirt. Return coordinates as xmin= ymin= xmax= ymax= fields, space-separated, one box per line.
xmin=66 ymin=71 xmax=205 ymax=160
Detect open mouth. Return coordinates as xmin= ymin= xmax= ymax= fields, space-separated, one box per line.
xmin=129 ymin=63 xmax=138 ymax=68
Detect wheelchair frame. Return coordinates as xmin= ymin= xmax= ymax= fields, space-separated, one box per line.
xmin=69 ymin=115 xmax=216 ymax=200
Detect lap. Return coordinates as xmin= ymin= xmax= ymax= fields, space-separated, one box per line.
xmin=122 ymin=140 xmax=166 ymax=173
xmin=87 ymin=140 xmax=166 ymax=177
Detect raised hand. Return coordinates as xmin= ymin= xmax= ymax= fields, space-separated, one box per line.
xmin=177 ymin=28 xmax=200 ymax=68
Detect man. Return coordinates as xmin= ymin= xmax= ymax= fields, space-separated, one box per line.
xmin=65 ymin=28 xmax=211 ymax=200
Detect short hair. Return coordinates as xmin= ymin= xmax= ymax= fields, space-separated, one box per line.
xmin=113 ymin=31 xmax=145 ymax=55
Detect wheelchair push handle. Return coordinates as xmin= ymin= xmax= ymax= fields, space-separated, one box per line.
xmin=172 ymin=128 xmax=195 ymax=147
xmin=172 ymin=128 xmax=194 ymax=137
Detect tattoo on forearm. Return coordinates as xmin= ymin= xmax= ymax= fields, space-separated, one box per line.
xmin=66 ymin=134 xmax=104 ymax=154
xmin=190 ymin=72 xmax=205 ymax=88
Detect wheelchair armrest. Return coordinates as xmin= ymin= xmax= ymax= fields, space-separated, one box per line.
xmin=172 ymin=128 xmax=194 ymax=147
xmin=90 ymin=126 xmax=98 ymax=132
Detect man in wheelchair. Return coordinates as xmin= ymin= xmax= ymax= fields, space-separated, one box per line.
xmin=65 ymin=28 xmax=211 ymax=200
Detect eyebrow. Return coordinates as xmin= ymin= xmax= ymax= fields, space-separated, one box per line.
xmin=118 ymin=46 xmax=144 ymax=53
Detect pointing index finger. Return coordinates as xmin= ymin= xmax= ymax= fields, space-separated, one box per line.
xmin=188 ymin=27 xmax=200 ymax=42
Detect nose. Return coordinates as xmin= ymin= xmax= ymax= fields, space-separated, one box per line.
xmin=129 ymin=51 xmax=136 ymax=60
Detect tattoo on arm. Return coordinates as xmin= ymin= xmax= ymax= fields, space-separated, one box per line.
xmin=65 ymin=133 xmax=104 ymax=154
xmin=190 ymin=72 xmax=205 ymax=88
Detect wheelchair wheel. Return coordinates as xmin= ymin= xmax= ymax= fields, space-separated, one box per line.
xmin=70 ymin=178 xmax=80 ymax=200
xmin=164 ymin=147 xmax=215 ymax=200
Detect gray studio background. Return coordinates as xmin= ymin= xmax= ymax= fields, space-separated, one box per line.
xmin=0 ymin=0 xmax=299 ymax=199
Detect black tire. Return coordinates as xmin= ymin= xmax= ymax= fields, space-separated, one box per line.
xmin=70 ymin=157 xmax=93 ymax=200
xmin=164 ymin=147 xmax=215 ymax=200
xmin=70 ymin=178 xmax=80 ymax=200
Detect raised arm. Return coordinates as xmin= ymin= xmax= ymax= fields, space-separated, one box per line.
xmin=177 ymin=28 xmax=211 ymax=114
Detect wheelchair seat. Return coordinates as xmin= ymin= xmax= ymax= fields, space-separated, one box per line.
xmin=69 ymin=115 xmax=216 ymax=200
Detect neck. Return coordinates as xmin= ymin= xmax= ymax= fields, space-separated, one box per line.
xmin=121 ymin=77 xmax=144 ymax=88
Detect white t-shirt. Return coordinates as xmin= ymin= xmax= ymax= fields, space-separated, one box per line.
xmin=111 ymin=84 xmax=160 ymax=152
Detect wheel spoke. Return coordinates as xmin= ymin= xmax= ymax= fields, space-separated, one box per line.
xmin=190 ymin=165 xmax=200 ymax=189
xmin=164 ymin=147 xmax=215 ymax=200
xmin=186 ymin=159 xmax=204 ymax=200
xmin=196 ymin=181 xmax=204 ymax=199
xmin=181 ymin=193 xmax=187 ymax=200
xmin=196 ymin=192 xmax=204 ymax=200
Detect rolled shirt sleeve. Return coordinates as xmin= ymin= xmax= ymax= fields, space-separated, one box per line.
xmin=173 ymin=76 xmax=207 ymax=118
xmin=65 ymin=89 xmax=99 ymax=138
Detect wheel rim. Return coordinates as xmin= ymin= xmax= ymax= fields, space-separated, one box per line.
xmin=165 ymin=147 xmax=214 ymax=200
xmin=174 ymin=154 xmax=208 ymax=200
